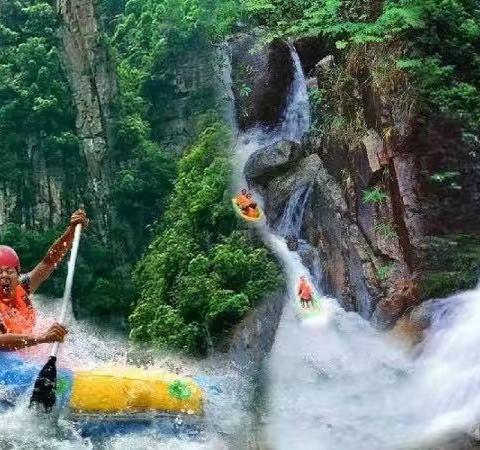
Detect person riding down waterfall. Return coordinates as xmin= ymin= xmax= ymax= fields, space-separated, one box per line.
xmin=298 ymin=276 xmax=313 ymax=308
xmin=0 ymin=209 xmax=89 ymax=351
xmin=235 ymin=189 xmax=259 ymax=218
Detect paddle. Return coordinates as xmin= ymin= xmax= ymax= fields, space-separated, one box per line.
xmin=29 ymin=223 xmax=83 ymax=412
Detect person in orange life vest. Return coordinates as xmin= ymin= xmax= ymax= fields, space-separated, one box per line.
xmin=298 ymin=276 xmax=313 ymax=308
xmin=235 ymin=189 xmax=249 ymax=208
xmin=235 ymin=189 xmax=259 ymax=218
xmin=243 ymin=193 xmax=259 ymax=218
xmin=0 ymin=209 xmax=89 ymax=351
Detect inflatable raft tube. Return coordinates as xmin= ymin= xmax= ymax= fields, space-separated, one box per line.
xmin=295 ymin=297 xmax=323 ymax=320
xmin=0 ymin=353 xmax=205 ymax=438
xmin=231 ymin=198 xmax=264 ymax=223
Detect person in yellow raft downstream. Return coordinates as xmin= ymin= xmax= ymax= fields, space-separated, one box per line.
xmin=0 ymin=209 xmax=89 ymax=351
xmin=235 ymin=189 xmax=260 ymax=219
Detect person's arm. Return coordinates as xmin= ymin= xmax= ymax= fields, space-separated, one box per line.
xmin=0 ymin=323 xmax=67 ymax=351
xmin=28 ymin=209 xmax=88 ymax=293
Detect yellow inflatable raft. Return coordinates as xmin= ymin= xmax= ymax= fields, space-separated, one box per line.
xmin=231 ymin=198 xmax=264 ymax=223
xmin=0 ymin=353 xmax=205 ymax=438
xmin=70 ymin=367 xmax=203 ymax=415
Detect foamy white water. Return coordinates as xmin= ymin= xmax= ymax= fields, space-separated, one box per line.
xmin=0 ymin=294 xmax=253 ymax=449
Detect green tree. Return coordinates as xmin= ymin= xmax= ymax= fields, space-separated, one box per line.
xmin=130 ymin=123 xmax=282 ymax=355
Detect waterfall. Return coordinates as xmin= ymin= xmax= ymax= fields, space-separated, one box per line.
xmin=414 ymin=286 xmax=480 ymax=436
xmin=275 ymin=184 xmax=312 ymax=238
xmin=277 ymin=43 xmax=311 ymax=143
xmin=232 ymin=43 xmax=480 ymax=449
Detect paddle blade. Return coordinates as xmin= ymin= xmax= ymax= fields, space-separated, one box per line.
xmin=29 ymin=355 xmax=57 ymax=412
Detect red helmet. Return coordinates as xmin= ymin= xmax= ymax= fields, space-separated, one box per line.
xmin=0 ymin=246 xmax=20 ymax=272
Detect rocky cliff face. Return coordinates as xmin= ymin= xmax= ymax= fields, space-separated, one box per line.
xmin=230 ymin=32 xmax=294 ymax=130
xmin=56 ymin=0 xmax=117 ymax=235
xmin=238 ymin=36 xmax=480 ymax=333
xmin=227 ymin=291 xmax=286 ymax=374
xmin=305 ymin=44 xmax=480 ymax=329
xmin=147 ymin=41 xmax=236 ymax=154
xmin=0 ymin=0 xmax=115 ymax=237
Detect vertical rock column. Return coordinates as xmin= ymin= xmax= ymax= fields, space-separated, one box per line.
xmin=56 ymin=0 xmax=117 ymax=238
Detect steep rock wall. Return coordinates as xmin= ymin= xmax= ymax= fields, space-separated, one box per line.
xmin=145 ymin=41 xmax=236 ymax=154
xmin=57 ymin=0 xmax=117 ymax=235
xmin=226 ymin=291 xmax=286 ymax=374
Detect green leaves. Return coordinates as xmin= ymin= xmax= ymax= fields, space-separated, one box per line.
xmin=362 ymin=187 xmax=388 ymax=203
xmin=375 ymin=222 xmax=396 ymax=240
xmin=129 ymin=124 xmax=281 ymax=355
xmin=168 ymin=380 xmax=192 ymax=400
xmin=377 ymin=262 xmax=394 ymax=281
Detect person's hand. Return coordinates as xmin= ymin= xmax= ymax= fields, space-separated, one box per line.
xmin=69 ymin=209 xmax=89 ymax=229
xmin=37 ymin=323 xmax=68 ymax=344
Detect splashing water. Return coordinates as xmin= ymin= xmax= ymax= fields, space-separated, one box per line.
xmin=275 ymin=184 xmax=312 ymax=238
xmin=0 ymin=294 xmax=253 ymax=449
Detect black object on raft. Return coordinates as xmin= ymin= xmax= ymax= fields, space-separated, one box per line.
xmin=30 ymin=355 xmax=57 ymax=412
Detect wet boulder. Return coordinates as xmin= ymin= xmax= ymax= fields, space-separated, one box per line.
xmin=230 ymin=32 xmax=294 ymax=130
xmin=286 ymin=235 xmax=299 ymax=251
xmin=371 ymin=278 xmax=420 ymax=330
xmin=244 ymin=140 xmax=303 ymax=183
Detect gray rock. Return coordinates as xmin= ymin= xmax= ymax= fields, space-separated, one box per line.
xmin=230 ymin=32 xmax=294 ymax=129
xmin=244 ymin=140 xmax=303 ymax=182
xmin=362 ymin=129 xmax=384 ymax=173
xmin=57 ymin=0 xmax=116 ymax=234
xmin=227 ymin=291 xmax=286 ymax=375
xmin=315 ymin=55 xmax=334 ymax=85
xmin=263 ymin=154 xmax=322 ymax=225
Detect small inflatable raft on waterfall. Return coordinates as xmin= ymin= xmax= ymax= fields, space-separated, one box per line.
xmin=231 ymin=198 xmax=264 ymax=223
xmin=294 ymin=297 xmax=323 ymax=320
xmin=0 ymin=352 xmax=204 ymax=438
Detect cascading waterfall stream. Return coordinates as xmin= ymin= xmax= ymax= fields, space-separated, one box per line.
xmin=275 ymin=184 xmax=312 ymax=239
xmin=233 ymin=43 xmax=480 ymax=449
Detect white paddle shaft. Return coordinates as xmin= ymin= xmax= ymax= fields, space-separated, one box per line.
xmin=50 ymin=223 xmax=82 ymax=357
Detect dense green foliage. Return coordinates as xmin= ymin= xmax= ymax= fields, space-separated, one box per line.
xmin=394 ymin=0 xmax=480 ymax=135
xmin=421 ymin=235 xmax=480 ymax=299
xmin=0 ymin=0 xmax=175 ymax=321
xmin=0 ymin=1 xmax=80 ymax=189
xmin=105 ymin=0 xmax=240 ymax=144
xmin=129 ymin=124 xmax=282 ymax=354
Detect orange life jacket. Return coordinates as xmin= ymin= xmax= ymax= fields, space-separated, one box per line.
xmin=298 ymin=280 xmax=313 ymax=300
xmin=245 ymin=206 xmax=259 ymax=218
xmin=0 ymin=284 xmax=36 ymax=334
xmin=236 ymin=194 xmax=252 ymax=209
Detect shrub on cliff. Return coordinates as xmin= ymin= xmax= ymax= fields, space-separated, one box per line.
xmin=129 ymin=123 xmax=281 ymax=355
xmin=421 ymin=235 xmax=480 ymax=299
